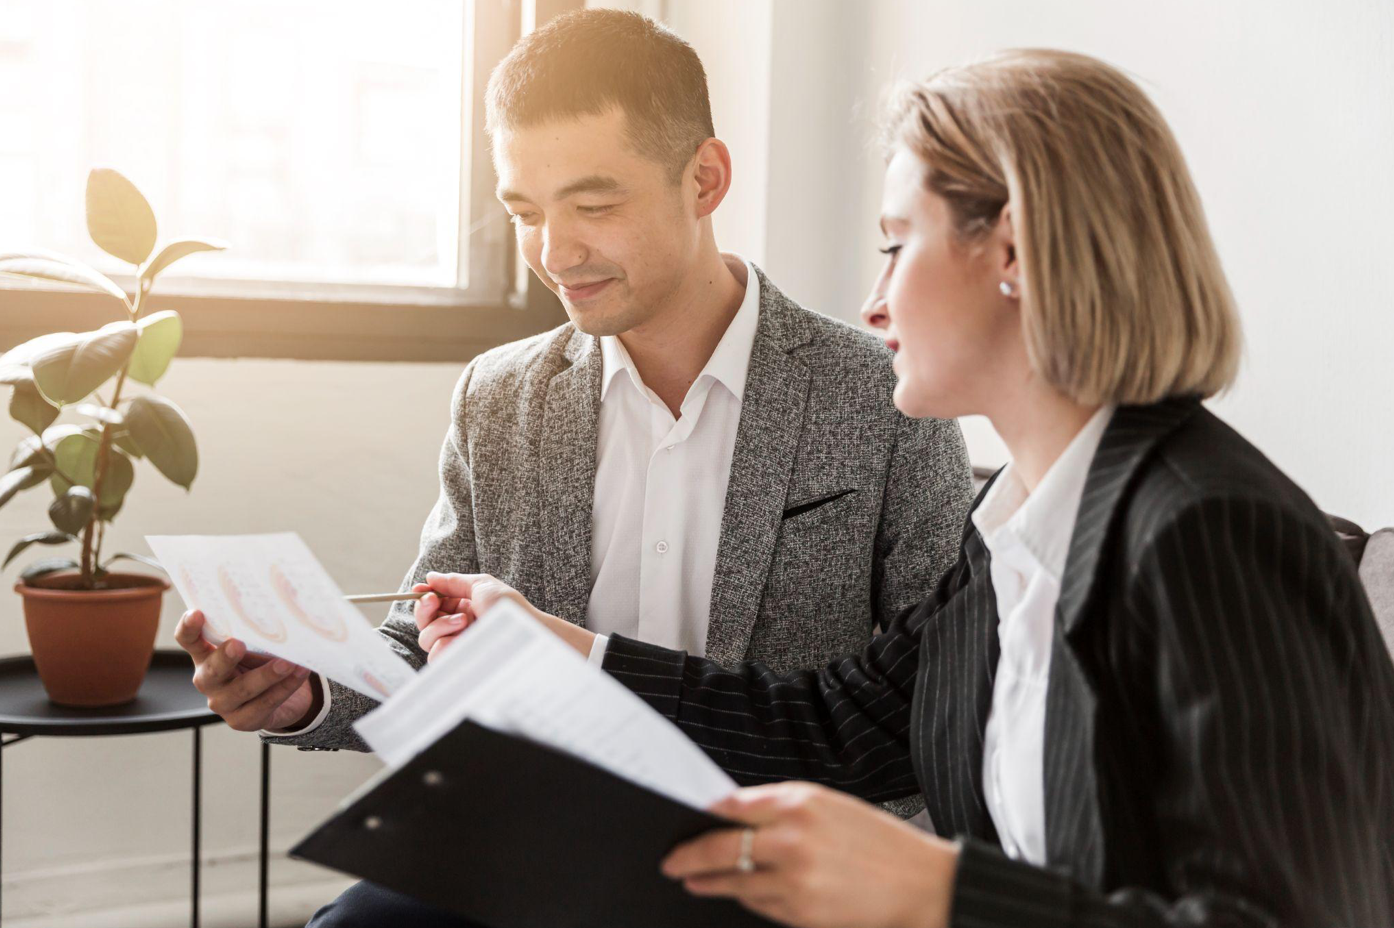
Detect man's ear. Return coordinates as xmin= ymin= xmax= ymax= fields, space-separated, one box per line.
xmin=690 ymin=138 xmax=732 ymax=220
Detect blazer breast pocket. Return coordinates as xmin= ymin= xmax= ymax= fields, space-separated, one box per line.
xmin=780 ymin=488 xmax=859 ymax=525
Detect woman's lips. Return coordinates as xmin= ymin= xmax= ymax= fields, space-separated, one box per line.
xmin=559 ymin=278 xmax=614 ymax=301
xmin=885 ymin=337 xmax=900 ymax=353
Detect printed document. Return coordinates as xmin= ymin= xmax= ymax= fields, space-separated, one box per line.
xmin=355 ymin=599 xmax=737 ymax=811
xmin=146 ymin=532 xmax=415 ymax=700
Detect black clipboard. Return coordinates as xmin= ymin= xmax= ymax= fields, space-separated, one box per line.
xmin=290 ymin=720 xmax=776 ymax=928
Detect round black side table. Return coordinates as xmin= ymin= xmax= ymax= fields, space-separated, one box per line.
xmin=0 ymin=650 xmax=271 ymax=928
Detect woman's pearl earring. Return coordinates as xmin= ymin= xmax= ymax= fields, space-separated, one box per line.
xmin=999 ymin=280 xmax=1016 ymax=298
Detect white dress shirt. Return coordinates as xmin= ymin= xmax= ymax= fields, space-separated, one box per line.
xmin=585 ymin=254 xmax=760 ymax=662
xmin=972 ymin=405 xmax=1114 ymax=865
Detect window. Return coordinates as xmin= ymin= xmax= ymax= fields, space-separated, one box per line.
xmin=0 ymin=0 xmax=568 ymax=361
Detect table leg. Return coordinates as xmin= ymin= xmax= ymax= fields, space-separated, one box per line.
xmin=191 ymin=727 xmax=201 ymax=928
xmin=259 ymin=741 xmax=270 ymax=928
xmin=1 ymin=735 xmax=5 ymax=926
xmin=0 ymin=737 xmax=35 ymax=925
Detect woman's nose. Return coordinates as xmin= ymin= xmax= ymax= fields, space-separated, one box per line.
xmin=860 ymin=292 xmax=889 ymax=330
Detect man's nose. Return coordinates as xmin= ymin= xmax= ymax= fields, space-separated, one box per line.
xmin=540 ymin=222 xmax=587 ymax=278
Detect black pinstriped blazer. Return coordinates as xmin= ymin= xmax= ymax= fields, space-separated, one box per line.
xmin=603 ymin=398 xmax=1394 ymax=927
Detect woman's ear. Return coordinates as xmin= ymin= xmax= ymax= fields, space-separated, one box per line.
xmin=996 ymin=203 xmax=1021 ymax=298
xmin=690 ymin=138 xmax=732 ymax=219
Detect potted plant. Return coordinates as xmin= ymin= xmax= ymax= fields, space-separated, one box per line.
xmin=0 ymin=168 xmax=221 ymax=706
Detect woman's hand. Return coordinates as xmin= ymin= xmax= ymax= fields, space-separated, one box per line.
xmin=416 ymin=572 xmax=596 ymax=661
xmin=662 ymin=782 xmax=959 ymax=928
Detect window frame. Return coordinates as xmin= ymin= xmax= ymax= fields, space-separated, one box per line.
xmin=0 ymin=0 xmax=577 ymax=363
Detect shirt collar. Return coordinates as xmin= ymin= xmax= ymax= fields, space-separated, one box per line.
xmin=600 ymin=254 xmax=760 ymax=403
xmin=972 ymin=405 xmax=1116 ymax=578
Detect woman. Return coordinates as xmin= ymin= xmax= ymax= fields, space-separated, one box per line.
xmin=420 ymin=49 xmax=1394 ymax=927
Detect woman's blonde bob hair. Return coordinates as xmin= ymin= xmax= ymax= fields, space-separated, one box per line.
xmin=881 ymin=49 xmax=1241 ymax=405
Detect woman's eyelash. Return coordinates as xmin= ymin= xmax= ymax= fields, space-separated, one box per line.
xmin=879 ymin=245 xmax=902 ymax=257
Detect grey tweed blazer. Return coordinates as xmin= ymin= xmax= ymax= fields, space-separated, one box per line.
xmin=267 ymin=267 xmax=973 ymax=756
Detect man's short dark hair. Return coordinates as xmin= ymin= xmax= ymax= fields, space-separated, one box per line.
xmin=486 ymin=9 xmax=715 ymax=179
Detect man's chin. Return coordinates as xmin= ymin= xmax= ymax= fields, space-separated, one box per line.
xmin=562 ymin=301 xmax=640 ymax=338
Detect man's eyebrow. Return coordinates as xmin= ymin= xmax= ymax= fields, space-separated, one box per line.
xmin=497 ymin=175 xmax=626 ymax=205
xmin=553 ymin=175 xmax=624 ymax=199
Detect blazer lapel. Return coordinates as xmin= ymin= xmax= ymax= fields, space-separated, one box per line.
xmin=705 ymin=270 xmax=813 ymax=665
xmin=1056 ymin=398 xmax=1201 ymax=637
xmin=1043 ymin=397 xmax=1200 ymax=882
xmin=539 ymin=331 xmax=602 ymax=627
xmin=916 ymin=527 xmax=1003 ymax=844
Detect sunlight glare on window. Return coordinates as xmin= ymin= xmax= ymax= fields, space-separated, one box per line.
xmin=0 ymin=0 xmax=467 ymax=289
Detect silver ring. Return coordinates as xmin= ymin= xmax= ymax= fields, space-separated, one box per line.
xmin=736 ymin=827 xmax=756 ymax=873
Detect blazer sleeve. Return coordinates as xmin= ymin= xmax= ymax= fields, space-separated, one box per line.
xmin=262 ymin=360 xmax=481 ymax=752
xmin=602 ymin=552 xmax=974 ymax=804
xmin=873 ymin=413 xmax=974 ymax=631
xmin=949 ymin=495 xmax=1394 ymax=928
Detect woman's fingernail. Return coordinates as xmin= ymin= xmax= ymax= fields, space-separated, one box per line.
xmin=273 ymin=660 xmax=291 ymax=674
xmin=449 ymin=615 xmax=464 ymax=625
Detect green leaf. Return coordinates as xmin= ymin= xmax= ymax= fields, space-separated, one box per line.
xmin=113 ymin=430 xmax=144 ymax=459
xmin=1 ymin=466 xmax=43 ymax=510
xmin=1 ymin=332 xmax=82 ymax=387
xmin=49 ymin=433 xmax=134 ymax=514
xmin=20 ymin=557 xmax=79 ymax=583
xmin=37 ymin=424 xmax=91 ymax=453
xmin=9 ymin=436 xmax=42 ymax=471
xmin=73 ymin=403 xmax=125 ymax=426
xmin=7 ymin=421 xmax=87 ymax=473
xmin=4 ymin=532 xmax=77 ymax=570
xmin=48 ymin=486 xmax=95 ymax=534
xmin=9 ymin=380 xmax=59 ymax=434
xmin=100 ymin=552 xmax=165 ymax=574
xmin=127 ymin=310 xmax=182 ymax=386
xmin=0 ymin=251 xmax=129 ymax=304
xmin=86 ymin=168 xmax=157 ymax=266
xmin=140 ymin=240 xmax=226 ymax=284
xmin=124 ymin=394 xmax=196 ymax=489
xmin=30 ymin=321 xmax=138 ymax=405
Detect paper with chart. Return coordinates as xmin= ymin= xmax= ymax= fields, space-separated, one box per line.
xmin=354 ymin=599 xmax=737 ymax=811
xmin=145 ymin=533 xmax=416 ymax=701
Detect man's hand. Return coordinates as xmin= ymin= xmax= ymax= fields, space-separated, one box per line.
xmin=416 ymin=572 xmax=596 ymax=662
xmin=175 ymin=610 xmax=318 ymax=732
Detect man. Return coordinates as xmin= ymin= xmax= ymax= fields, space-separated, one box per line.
xmin=175 ymin=8 xmax=972 ymax=925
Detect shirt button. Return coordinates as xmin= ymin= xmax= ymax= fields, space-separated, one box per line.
xmin=655 ymin=540 xmax=669 ymax=554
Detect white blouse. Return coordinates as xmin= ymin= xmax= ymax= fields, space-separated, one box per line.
xmin=971 ymin=405 xmax=1114 ymax=864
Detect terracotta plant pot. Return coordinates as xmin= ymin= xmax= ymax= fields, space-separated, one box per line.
xmin=15 ymin=572 xmax=170 ymax=707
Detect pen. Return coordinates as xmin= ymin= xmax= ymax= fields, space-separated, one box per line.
xmin=345 ymin=591 xmax=430 ymax=604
